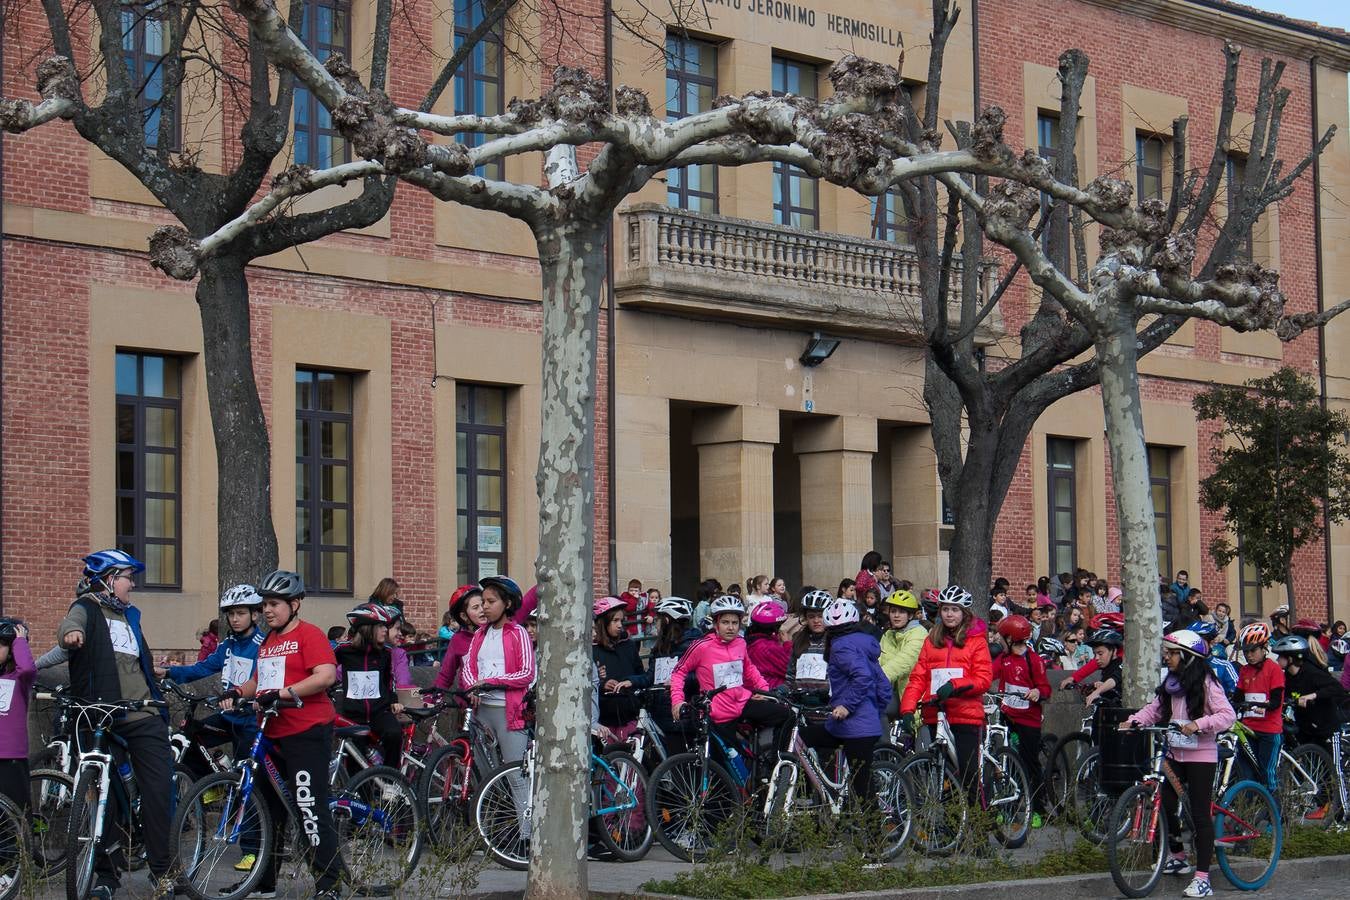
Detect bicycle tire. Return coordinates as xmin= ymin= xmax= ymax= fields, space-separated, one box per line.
xmin=901 ymin=750 xmax=965 ymax=857
xmin=1279 ymin=742 xmax=1336 ymax=829
xmin=170 ymin=770 xmax=272 ymax=900
xmin=0 ymin=793 xmax=26 ymax=900
xmin=987 ymin=748 xmax=1032 ymax=849
xmin=591 ymin=751 xmax=652 ymax=861
xmin=1042 ymin=732 xmax=1090 ymax=819
xmin=29 ymin=767 xmax=75 ymax=880
xmin=863 ymin=758 xmax=913 ymax=862
xmin=1105 ymin=782 xmax=1166 ymax=899
xmin=645 ymin=752 xmax=741 ymax=862
xmin=66 ymin=767 xmax=101 ymax=900
xmin=338 ymin=765 xmax=424 ymax=895
xmin=417 ymin=743 xmax=476 ymax=849
xmin=760 ymin=752 xmax=827 ymax=851
xmin=1214 ymin=779 xmax=1281 ymax=891
xmin=1069 ymin=748 xmax=1114 ymax=843
xmin=473 ymin=760 xmax=533 ymax=870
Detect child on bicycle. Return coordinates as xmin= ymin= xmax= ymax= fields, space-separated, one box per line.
xmin=593 ymin=596 xmax=649 ymax=737
xmin=645 ymin=597 xmax=700 ymax=751
xmin=993 ymin=614 xmax=1051 ymax=827
xmin=460 ymin=576 xmax=537 ymax=767
xmin=1272 ymin=633 xmax=1347 ymax=752
xmin=1122 ymin=629 xmax=1236 ymax=899
xmin=879 ymin=588 xmax=926 ymax=713
xmin=746 ymin=600 xmax=792 ymax=689
xmin=899 ymin=585 xmax=992 ymax=799
xmin=1233 ymin=622 xmax=1283 ymax=792
xmin=787 ymin=590 xmax=832 ymax=710
xmin=335 ymin=602 xmax=405 ymax=769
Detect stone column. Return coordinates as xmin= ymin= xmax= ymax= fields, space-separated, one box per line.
xmin=794 ymin=416 xmax=877 ymax=589
xmin=692 ymin=406 xmax=778 ymax=586
xmin=614 ymin=394 xmax=672 ymax=591
xmin=891 ymin=424 xmax=943 ymax=589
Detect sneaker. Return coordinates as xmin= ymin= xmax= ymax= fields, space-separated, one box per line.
xmin=1031 ymin=813 xmax=1044 ymax=829
xmin=234 ymin=853 xmax=257 ymax=872
xmin=0 ymin=875 xmax=12 ymax=893
xmin=1308 ymin=802 xmax=1330 ymax=821
xmin=90 ymin=888 xmax=115 ymax=900
xmin=1162 ymin=855 xmax=1195 ymax=876
xmin=247 ymin=890 xmax=277 ymax=899
xmin=313 ymin=891 xmax=341 ymax=900
xmin=1182 ymin=876 xmax=1214 ymax=898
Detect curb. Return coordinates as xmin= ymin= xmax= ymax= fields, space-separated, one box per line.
xmin=622 ymin=853 xmax=1350 ymax=899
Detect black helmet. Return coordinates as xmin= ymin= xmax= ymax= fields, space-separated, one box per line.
xmin=258 ymin=570 xmax=305 ymax=601
xmin=1086 ymin=628 xmax=1124 ymax=648
xmin=0 ymin=618 xmax=21 ymax=643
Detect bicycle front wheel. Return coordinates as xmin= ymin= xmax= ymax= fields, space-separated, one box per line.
xmin=337 ymin=765 xmax=423 ymax=895
xmin=0 ymin=793 xmax=26 ymax=900
xmin=901 ymin=750 xmax=966 ymax=857
xmin=1042 ymin=732 xmax=1090 ymax=818
xmin=29 ymin=767 xmax=74 ymax=880
xmin=1214 ymin=779 xmax=1281 ymax=891
xmin=1278 ymin=742 xmax=1335 ymax=829
xmin=591 ymin=751 xmax=652 ymax=862
xmin=473 ymin=761 xmax=533 ymax=870
xmin=66 ymin=767 xmax=102 ymax=900
xmin=646 ymin=753 xmax=741 ymax=862
xmin=171 ymin=770 xmax=272 ymax=900
xmin=861 ymin=759 xmax=913 ymax=862
xmin=417 ymin=743 xmax=476 ymax=850
xmin=986 ymin=749 xmax=1032 ymax=849
xmin=1105 ymin=782 xmax=1167 ymax=899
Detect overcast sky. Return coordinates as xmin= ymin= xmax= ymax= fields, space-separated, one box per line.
xmin=1242 ymin=0 xmax=1349 ymax=31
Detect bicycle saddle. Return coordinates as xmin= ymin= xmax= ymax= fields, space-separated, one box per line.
xmin=402 ymin=707 xmax=441 ymax=722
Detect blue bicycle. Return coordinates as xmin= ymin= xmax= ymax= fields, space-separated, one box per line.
xmin=169 ymin=698 xmax=423 ymax=899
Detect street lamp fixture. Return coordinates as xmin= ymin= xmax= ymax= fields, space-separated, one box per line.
xmin=799 ymin=332 xmax=840 ymax=367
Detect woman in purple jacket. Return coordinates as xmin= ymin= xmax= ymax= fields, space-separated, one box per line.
xmin=802 ymin=598 xmax=891 ymax=801
xmin=0 ymin=619 xmax=36 ymax=815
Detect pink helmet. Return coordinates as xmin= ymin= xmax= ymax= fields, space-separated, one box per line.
xmin=593 ymin=596 xmax=626 ymax=619
xmin=750 ymin=600 xmax=787 ymax=626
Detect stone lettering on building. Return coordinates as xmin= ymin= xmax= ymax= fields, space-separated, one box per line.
xmin=702 ymin=0 xmax=902 ymax=48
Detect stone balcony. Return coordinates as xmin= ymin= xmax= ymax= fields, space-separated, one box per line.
xmin=615 ymin=203 xmax=1001 ymax=343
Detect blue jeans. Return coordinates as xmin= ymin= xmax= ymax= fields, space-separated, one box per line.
xmin=1239 ymin=730 xmax=1281 ymax=793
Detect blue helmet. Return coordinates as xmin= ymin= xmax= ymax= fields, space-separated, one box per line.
xmin=82 ymin=549 xmax=145 ymax=579
xmin=479 ymin=576 xmax=522 ymax=605
xmin=1190 ymin=621 xmax=1219 ymax=639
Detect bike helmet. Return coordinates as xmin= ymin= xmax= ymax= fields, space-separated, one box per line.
xmin=1089 ymin=611 xmax=1125 ymax=632
xmin=219 ymin=584 xmax=263 ymax=611
xmin=82 ymin=549 xmax=145 ymax=579
xmin=1332 ymin=637 xmax=1350 ymax=658
xmin=800 ymin=589 xmax=834 ymax=612
xmin=1270 ymin=634 xmax=1310 ymax=659
xmin=1038 ymin=636 xmax=1067 ymax=658
xmin=654 ymin=597 xmax=693 ymax=620
xmin=1163 ymin=629 xmax=1208 ymax=659
xmin=0 ymin=618 xmax=21 ymax=643
xmin=1292 ymin=618 xmax=1322 ymax=637
xmin=997 ymin=614 xmax=1033 ymax=643
xmin=448 ymin=584 xmax=482 ymax=618
xmin=1240 ymin=622 xmax=1271 ymax=647
xmin=920 ymin=588 xmax=941 ymax=619
xmin=698 ymin=615 xmax=713 ymax=632
xmin=936 ymin=584 xmax=973 ymax=609
xmin=750 ymin=600 xmax=787 ymax=626
xmin=1270 ymin=604 xmax=1290 ymax=621
xmin=479 ymin=576 xmax=523 ymax=612
xmin=1190 ymin=620 xmax=1219 ymax=639
xmin=883 ymin=589 xmax=919 ymax=611
xmin=708 ymin=595 xmax=746 ymax=619
xmin=347 ymin=601 xmax=398 ymax=627
xmin=822 ymin=597 xmax=860 ymax=628
xmin=593 ymin=596 xmax=626 ymax=619
xmin=1086 ymin=628 xmax=1124 ymax=648
xmin=257 ymin=569 xmax=305 ymax=600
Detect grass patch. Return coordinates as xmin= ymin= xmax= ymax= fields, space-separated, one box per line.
xmin=1282 ymin=824 xmax=1350 ymax=859
xmin=642 ymin=840 xmax=1108 ymax=898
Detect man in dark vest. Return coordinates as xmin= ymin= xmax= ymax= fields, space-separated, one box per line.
xmin=60 ymin=549 xmax=176 ymax=898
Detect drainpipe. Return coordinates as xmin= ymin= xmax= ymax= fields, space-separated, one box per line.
xmin=604 ymin=0 xmax=617 ymax=596
xmin=1309 ymin=57 xmax=1334 ymax=621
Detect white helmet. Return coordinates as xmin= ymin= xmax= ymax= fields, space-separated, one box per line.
xmin=708 ymin=595 xmax=746 ymax=619
xmin=800 ymin=589 xmax=834 ymax=611
xmin=822 ymin=597 xmax=860 ymax=628
xmin=937 ymin=584 xmax=973 ymax=609
xmin=219 ymin=584 xmax=263 ymax=611
xmin=655 ymin=597 xmax=693 ymax=620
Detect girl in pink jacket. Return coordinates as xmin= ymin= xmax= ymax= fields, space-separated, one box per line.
xmin=461 ymin=576 xmax=536 ymax=766
xmin=1123 ymin=629 xmax=1236 ymax=899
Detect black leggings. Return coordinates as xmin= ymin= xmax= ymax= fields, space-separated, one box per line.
xmin=258 ymin=724 xmax=345 ymax=893
xmin=950 ymin=723 xmax=982 ymax=803
xmin=361 ymin=708 xmax=404 ymax=770
xmin=1009 ymin=724 xmax=1044 ymax=814
xmin=1163 ymin=759 xmax=1217 ymax=873
xmin=801 ymin=723 xmax=875 ymax=802
xmin=0 ymin=758 xmax=27 ymax=814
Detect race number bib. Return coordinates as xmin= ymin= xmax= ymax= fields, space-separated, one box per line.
xmin=257 ymin=656 xmax=285 ymax=691
xmin=712 ymin=660 xmax=743 ymax=689
xmin=795 ymin=653 xmax=827 ymax=682
xmin=652 ymin=657 xmax=677 ymax=686
xmin=1168 ymin=722 xmax=1199 ymax=749
xmin=0 ymin=681 xmax=15 ymax=714
xmin=224 ymin=656 xmax=253 ymax=688
xmin=1241 ymin=693 xmax=1267 ymax=719
xmin=107 ymin=620 xmax=139 ymax=656
xmin=346 ymin=670 xmax=381 ymax=700
xmin=930 ymin=667 xmax=963 ymax=694
xmin=1002 ymin=683 xmax=1031 ymax=710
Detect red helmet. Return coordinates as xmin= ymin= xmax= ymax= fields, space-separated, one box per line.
xmin=448 ymin=584 xmax=482 ymax=619
xmin=1089 ymin=611 xmax=1125 ymax=632
xmin=1292 ymin=618 xmax=1322 ymax=637
xmin=997 ymin=614 xmax=1033 ymax=643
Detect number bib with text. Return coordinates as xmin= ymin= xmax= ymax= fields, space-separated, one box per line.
xmin=257 ymin=657 xmax=285 ymax=692
xmin=712 ymin=660 xmax=743 ymax=689
xmin=346 ymin=670 xmax=381 ymax=700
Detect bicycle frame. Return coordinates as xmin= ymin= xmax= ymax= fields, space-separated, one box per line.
xmin=763 ymin=706 xmax=852 ymax=817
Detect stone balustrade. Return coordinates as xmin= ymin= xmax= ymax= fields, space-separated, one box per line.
xmin=615 ymin=203 xmax=1000 ymax=342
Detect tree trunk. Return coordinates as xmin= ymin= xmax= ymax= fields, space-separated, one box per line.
xmin=525 ymin=220 xmax=604 ymax=900
xmin=946 ymin=451 xmax=996 ymax=614
xmin=1283 ymin=555 xmax=1296 ymax=614
xmin=195 ymin=256 xmax=280 ymax=593
xmin=1097 ymin=312 xmax=1161 ymax=708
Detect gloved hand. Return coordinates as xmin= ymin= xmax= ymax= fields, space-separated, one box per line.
xmin=899 ymin=712 xmax=916 ymax=734
xmin=770 ymin=684 xmax=790 ymax=700
xmin=935 ymin=681 xmax=957 ymax=702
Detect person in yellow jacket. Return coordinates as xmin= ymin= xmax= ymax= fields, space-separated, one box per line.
xmin=879 ymin=588 xmax=927 ymax=717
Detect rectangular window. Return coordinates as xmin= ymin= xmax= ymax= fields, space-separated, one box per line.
xmin=1148 ymin=445 xmax=1173 ymax=580
xmin=121 ymin=0 xmax=179 ymax=149
xmin=664 ymin=35 xmax=718 ymax=213
xmin=1226 ymin=155 xmax=1255 ymax=260
xmin=1037 ymin=113 xmax=1070 ymax=257
xmin=772 ymin=56 xmax=819 ymax=230
xmin=1047 ymin=437 xmax=1078 ymax=577
xmin=296 ymin=369 xmax=354 ymax=593
xmin=871 ymin=190 xmax=906 ymax=242
xmin=455 ymin=0 xmax=505 ymax=179
xmin=116 ymin=352 xmax=182 ymax=588
xmin=294 ymin=0 xmax=350 ymax=168
xmin=1136 ymin=132 xmax=1165 ymax=202
xmin=1237 ymin=534 xmax=1262 ymax=619
xmin=456 ymin=384 xmax=508 ymax=584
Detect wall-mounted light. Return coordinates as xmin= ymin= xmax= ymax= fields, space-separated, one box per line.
xmin=799 ymin=332 xmax=841 ymax=368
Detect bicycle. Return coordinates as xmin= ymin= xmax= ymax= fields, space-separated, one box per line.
xmin=901 ymin=694 xmax=1031 ymax=856
xmin=1042 ymin=685 xmax=1117 ymax=840
xmin=1106 ymin=723 xmax=1281 ymax=897
xmin=1217 ymin=708 xmax=1333 ymax=830
xmin=0 ymin=792 xmax=32 ymax=900
xmin=414 ymin=689 xmax=503 ymax=848
xmin=170 ymin=697 xmax=424 ymax=900
xmin=603 ymin=686 xmax=677 ymax=774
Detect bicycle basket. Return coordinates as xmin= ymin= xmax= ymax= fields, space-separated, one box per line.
xmin=1097 ymin=705 xmax=1150 ymax=794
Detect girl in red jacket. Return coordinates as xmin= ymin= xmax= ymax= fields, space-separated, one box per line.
xmin=900 ymin=584 xmax=992 ymax=798
xmin=993 ymin=614 xmax=1052 ymax=826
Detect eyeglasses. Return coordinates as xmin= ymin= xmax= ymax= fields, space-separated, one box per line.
xmin=1064 ymin=639 xmax=1080 ymax=644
